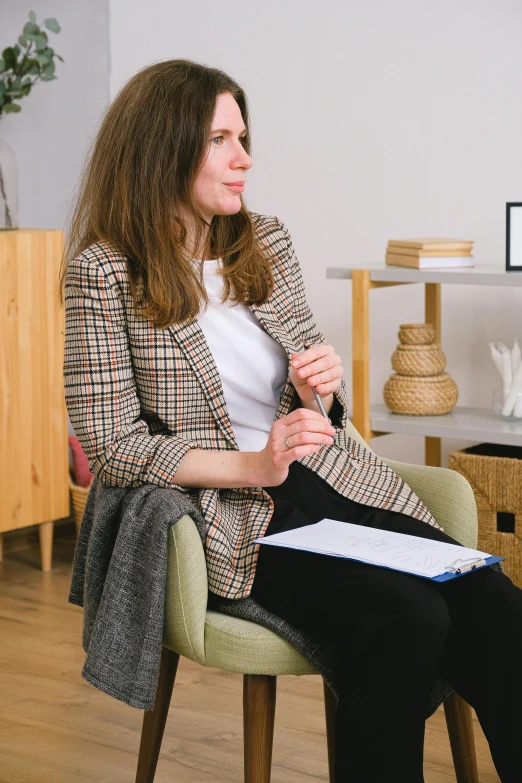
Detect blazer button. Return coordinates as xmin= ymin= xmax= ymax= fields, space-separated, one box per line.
xmin=350 ymin=459 xmax=360 ymax=469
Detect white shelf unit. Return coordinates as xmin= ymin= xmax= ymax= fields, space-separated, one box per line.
xmin=326 ymin=264 xmax=522 ymax=465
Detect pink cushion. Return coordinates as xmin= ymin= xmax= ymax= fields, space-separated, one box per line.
xmin=68 ymin=436 xmax=93 ymax=488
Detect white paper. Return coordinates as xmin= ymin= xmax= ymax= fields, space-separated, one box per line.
xmin=254 ymin=519 xmax=491 ymax=579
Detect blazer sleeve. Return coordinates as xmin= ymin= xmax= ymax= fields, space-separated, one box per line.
xmin=64 ymin=251 xmax=197 ymax=488
xmin=279 ymin=219 xmax=350 ymax=430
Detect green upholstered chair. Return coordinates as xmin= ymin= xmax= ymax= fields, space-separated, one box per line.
xmin=135 ymin=418 xmax=481 ymax=783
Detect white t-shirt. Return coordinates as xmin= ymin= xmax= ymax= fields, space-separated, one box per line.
xmin=196 ymin=259 xmax=289 ymax=451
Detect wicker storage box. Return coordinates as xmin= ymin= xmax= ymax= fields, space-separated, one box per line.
xmin=383 ymin=373 xmax=458 ymax=415
xmin=391 ymin=344 xmax=446 ymax=377
xmin=448 ymin=443 xmax=522 ymax=587
xmin=69 ymin=478 xmax=90 ymax=534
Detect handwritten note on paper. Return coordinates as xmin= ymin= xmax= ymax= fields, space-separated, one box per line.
xmin=254 ymin=519 xmax=492 ymax=579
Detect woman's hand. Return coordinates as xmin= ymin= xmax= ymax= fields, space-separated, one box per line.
xmin=255 ymin=408 xmax=336 ymax=487
xmin=289 ymin=344 xmax=343 ymax=404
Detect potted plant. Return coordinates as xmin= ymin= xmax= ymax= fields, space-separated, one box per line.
xmin=0 ymin=11 xmax=62 ymax=229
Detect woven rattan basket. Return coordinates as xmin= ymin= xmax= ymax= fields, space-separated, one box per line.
xmin=69 ymin=478 xmax=90 ymax=534
xmin=398 ymin=323 xmax=436 ymax=345
xmin=448 ymin=444 xmax=522 ymax=587
xmin=391 ymin=344 xmax=446 ymax=377
xmin=383 ymin=372 xmax=458 ymax=415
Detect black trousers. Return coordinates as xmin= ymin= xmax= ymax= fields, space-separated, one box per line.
xmin=249 ymin=462 xmax=522 ymax=783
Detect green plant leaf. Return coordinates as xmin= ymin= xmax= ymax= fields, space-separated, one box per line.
xmin=34 ymin=34 xmax=48 ymax=51
xmin=44 ymin=18 xmax=61 ymax=34
xmin=18 ymin=35 xmax=28 ymax=47
xmin=3 ymin=102 xmax=21 ymax=113
xmin=0 ymin=82 xmax=5 ymax=97
xmin=2 ymin=48 xmax=16 ymax=69
xmin=40 ymin=72 xmax=56 ymax=81
xmin=35 ymin=53 xmax=50 ymax=66
xmin=43 ymin=47 xmax=54 ymax=58
xmin=6 ymin=77 xmax=24 ymax=97
xmin=13 ymin=44 xmax=21 ymax=58
xmin=55 ymin=54 xmax=64 ymax=63
xmin=0 ymin=58 xmax=5 ymax=73
xmin=21 ymin=83 xmax=31 ymax=96
xmin=22 ymin=75 xmax=32 ymax=84
xmin=23 ymin=22 xmax=39 ymax=36
xmin=29 ymin=11 xmax=37 ymax=23
xmin=26 ymin=61 xmax=40 ymax=75
xmin=20 ymin=57 xmax=38 ymax=75
xmin=42 ymin=59 xmax=55 ymax=74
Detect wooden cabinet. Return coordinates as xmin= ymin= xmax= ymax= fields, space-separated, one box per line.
xmin=0 ymin=229 xmax=69 ymax=570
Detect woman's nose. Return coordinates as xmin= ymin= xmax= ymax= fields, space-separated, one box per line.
xmin=233 ymin=144 xmax=253 ymax=170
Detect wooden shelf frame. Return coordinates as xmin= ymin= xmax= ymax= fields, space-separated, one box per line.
xmin=328 ymin=265 xmax=522 ymax=467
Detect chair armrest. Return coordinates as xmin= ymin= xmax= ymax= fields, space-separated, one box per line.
xmin=381 ymin=459 xmax=478 ymax=548
xmin=163 ymin=514 xmax=208 ymax=665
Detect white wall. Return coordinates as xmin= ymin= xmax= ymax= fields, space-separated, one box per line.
xmin=0 ymin=0 xmax=109 ymax=229
xmin=109 ymin=0 xmax=522 ymax=465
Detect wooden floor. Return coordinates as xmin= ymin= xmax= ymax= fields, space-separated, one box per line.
xmin=0 ymin=536 xmax=501 ymax=783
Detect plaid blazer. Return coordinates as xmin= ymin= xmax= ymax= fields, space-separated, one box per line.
xmin=64 ymin=213 xmax=438 ymax=598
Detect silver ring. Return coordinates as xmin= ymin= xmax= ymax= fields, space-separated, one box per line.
xmin=285 ymin=437 xmax=291 ymax=449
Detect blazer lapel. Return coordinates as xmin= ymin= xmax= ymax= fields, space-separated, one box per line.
xmin=167 ymin=318 xmax=238 ymax=448
xmin=250 ymin=300 xmax=301 ymax=358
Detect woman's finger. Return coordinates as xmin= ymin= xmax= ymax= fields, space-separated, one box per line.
xmin=306 ymin=365 xmax=343 ymax=387
xmin=284 ymin=419 xmax=335 ymax=438
xmin=294 ymin=354 xmax=342 ymax=381
xmin=291 ymin=344 xmax=331 ymax=366
xmin=292 ymin=346 xmax=335 ymax=373
xmin=283 ymin=431 xmax=334 ymax=450
xmin=315 ymin=379 xmax=342 ymax=395
xmin=280 ymin=407 xmax=330 ymax=427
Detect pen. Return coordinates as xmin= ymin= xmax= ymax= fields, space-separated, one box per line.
xmin=301 ymin=343 xmax=331 ymax=422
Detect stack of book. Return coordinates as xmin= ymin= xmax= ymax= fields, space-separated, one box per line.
xmin=385 ymin=239 xmax=475 ymax=269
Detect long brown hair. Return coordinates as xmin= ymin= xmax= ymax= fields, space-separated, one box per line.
xmin=60 ymin=59 xmax=273 ymax=326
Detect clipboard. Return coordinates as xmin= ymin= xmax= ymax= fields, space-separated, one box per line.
xmin=254 ymin=519 xmax=504 ymax=582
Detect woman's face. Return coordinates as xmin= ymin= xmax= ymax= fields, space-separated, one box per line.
xmin=193 ymin=92 xmax=253 ymax=224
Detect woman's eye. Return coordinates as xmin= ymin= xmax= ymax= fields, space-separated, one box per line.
xmin=211 ymin=136 xmax=225 ymax=145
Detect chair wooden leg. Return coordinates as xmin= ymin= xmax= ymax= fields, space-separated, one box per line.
xmin=243 ymin=674 xmax=277 ymax=783
xmin=135 ymin=647 xmax=180 ymax=783
xmin=323 ymin=680 xmax=338 ymax=783
xmin=443 ymin=692 xmax=479 ymax=783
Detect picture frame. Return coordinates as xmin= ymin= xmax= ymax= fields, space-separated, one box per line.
xmin=506 ymin=202 xmax=522 ymax=271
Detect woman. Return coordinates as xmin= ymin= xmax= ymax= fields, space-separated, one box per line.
xmin=62 ymin=59 xmax=522 ymax=782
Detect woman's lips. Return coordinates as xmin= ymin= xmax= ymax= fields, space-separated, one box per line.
xmin=224 ymin=183 xmax=244 ymax=192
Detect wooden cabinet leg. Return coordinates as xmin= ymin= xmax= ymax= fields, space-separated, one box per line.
xmin=323 ymin=680 xmax=337 ymax=783
xmin=443 ymin=692 xmax=479 ymax=783
xmin=38 ymin=521 xmax=53 ymax=572
xmin=243 ymin=674 xmax=276 ymax=783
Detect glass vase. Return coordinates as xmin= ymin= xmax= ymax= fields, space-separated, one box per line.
xmin=0 ymin=138 xmax=19 ymax=229
xmin=492 ymin=384 xmax=522 ymax=420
